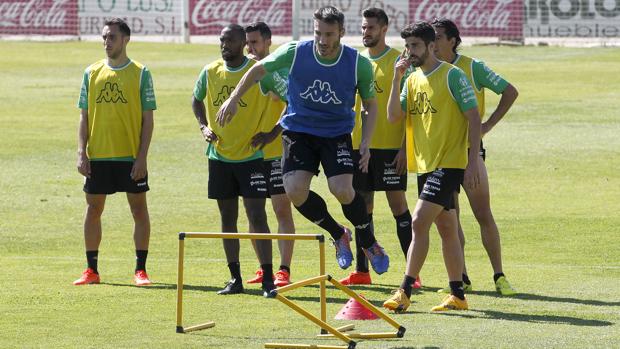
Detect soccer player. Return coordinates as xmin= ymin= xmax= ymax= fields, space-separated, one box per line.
xmin=243 ymin=22 xmax=296 ymax=287
xmin=191 ymin=24 xmax=275 ymax=297
xmin=383 ymin=21 xmax=481 ymax=312
xmin=74 ymin=18 xmax=156 ymax=286
xmin=341 ymin=7 xmax=419 ymax=287
xmin=432 ymin=18 xmax=519 ymax=296
xmin=216 ymin=6 xmax=390 ymax=274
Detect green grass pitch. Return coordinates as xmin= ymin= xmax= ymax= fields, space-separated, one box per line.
xmin=0 ymin=40 xmax=619 ymax=348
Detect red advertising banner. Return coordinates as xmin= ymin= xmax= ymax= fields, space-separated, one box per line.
xmin=189 ymin=0 xmax=292 ymax=35
xmin=410 ymin=0 xmax=524 ymax=39
xmin=0 ymin=0 xmax=78 ymax=35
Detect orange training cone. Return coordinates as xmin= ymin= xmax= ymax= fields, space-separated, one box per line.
xmin=335 ymin=294 xmax=379 ymax=320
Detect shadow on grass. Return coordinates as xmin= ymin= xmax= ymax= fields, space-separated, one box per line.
xmin=102 ymin=282 xmax=410 ymax=306
xmin=102 ymin=282 xmax=265 ymax=297
xmin=102 ymin=282 xmax=619 ymax=308
xmin=468 ymin=290 xmax=620 ymax=307
xmin=103 ymin=282 xmax=372 ymax=302
xmin=435 ymin=308 xmax=613 ymax=327
xmin=303 ymin=282 xmax=396 ymax=294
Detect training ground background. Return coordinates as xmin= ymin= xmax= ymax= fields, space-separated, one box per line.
xmin=0 ymin=41 xmax=619 ymax=348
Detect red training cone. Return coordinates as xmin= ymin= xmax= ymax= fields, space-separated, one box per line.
xmin=335 ymin=294 xmax=379 ymax=320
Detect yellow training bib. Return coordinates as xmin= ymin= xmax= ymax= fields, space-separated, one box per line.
xmin=352 ymin=47 xmax=405 ymax=150
xmin=86 ymin=59 xmax=145 ymax=159
xmin=206 ymin=59 xmax=269 ymax=160
xmin=405 ymin=62 xmax=468 ymax=173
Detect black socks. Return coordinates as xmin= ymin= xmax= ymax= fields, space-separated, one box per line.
xmin=400 ymin=275 xmax=416 ymax=298
xmin=86 ymin=250 xmax=98 ymax=274
xmin=450 ymin=281 xmax=465 ymax=300
xmin=341 ymin=192 xmax=375 ymax=248
xmin=354 ymin=214 xmax=372 ymax=272
xmin=261 ymin=264 xmax=273 ymax=285
xmin=135 ymin=250 xmax=148 ymax=272
xmin=228 ymin=262 xmax=241 ymax=281
xmin=295 ymin=191 xmax=343 ymax=240
xmin=394 ymin=210 xmax=412 ymax=257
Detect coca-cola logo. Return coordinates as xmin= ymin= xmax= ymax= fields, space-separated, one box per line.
xmin=413 ymin=0 xmax=516 ymax=30
xmin=191 ymin=0 xmax=288 ymax=29
xmin=0 ymin=0 xmax=70 ymax=28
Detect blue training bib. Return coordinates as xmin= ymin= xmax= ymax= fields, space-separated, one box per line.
xmin=282 ymin=40 xmax=358 ymax=138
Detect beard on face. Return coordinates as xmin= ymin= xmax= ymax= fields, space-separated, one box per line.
xmin=222 ymin=48 xmax=240 ymax=62
xmin=410 ymin=48 xmax=429 ymax=67
xmin=363 ymin=36 xmax=379 ymax=48
xmin=317 ymin=39 xmax=339 ymax=56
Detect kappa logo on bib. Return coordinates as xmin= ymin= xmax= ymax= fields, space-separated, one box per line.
xmin=300 ymin=79 xmax=342 ymax=105
xmin=410 ymin=92 xmax=437 ymax=115
xmin=96 ymin=82 xmax=127 ymax=104
xmin=214 ymin=85 xmax=247 ymax=107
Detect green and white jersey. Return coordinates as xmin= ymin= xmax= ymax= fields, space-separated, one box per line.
xmin=452 ymin=54 xmax=508 ymax=118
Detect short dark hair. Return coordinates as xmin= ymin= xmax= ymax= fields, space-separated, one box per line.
xmin=313 ymin=6 xmax=345 ymax=29
xmin=432 ymin=18 xmax=462 ymax=53
xmin=245 ymin=22 xmax=272 ymax=40
xmin=401 ymin=21 xmax=435 ymax=45
xmin=362 ymin=7 xmax=389 ymax=27
xmin=223 ymin=24 xmax=246 ymax=41
xmin=104 ymin=18 xmax=130 ymax=37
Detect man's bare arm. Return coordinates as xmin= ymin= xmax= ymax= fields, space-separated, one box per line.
xmin=482 ymin=83 xmax=518 ymax=135
xmin=77 ymin=109 xmax=90 ymax=178
xmin=131 ymin=109 xmax=154 ymax=181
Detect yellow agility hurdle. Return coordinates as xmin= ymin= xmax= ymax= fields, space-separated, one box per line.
xmin=176 ymin=232 xmax=406 ymax=348
xmin=176 ymin=232 xmax=327 ymax=334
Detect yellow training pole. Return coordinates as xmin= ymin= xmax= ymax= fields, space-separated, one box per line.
xmin=277 ymin=275 xmax=329 ymax=294
xmin=329 ymin=278 xmax=404 ymax=332
xmin=335 ymin=324 xmax=355 ymax=332
xmin=274 ymin=294 xmax=355 ymax=346
xmin=265 ymin=344 xmax=348 ymax=349
xmin=176 ymin=234 xmax=185 ymax=333
xmin=318 ymin=332 xmax=400 ymax=339
xmin=182 ymin=232 xmax=321 ymax=240
xmin=183 ymin=321 xmax=216 ymax=333
xmin=319 ymin=239 xmax=327 ymax=333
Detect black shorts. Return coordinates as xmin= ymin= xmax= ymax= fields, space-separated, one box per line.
xmin=353 ymin=149 xmax=407 ymax=191
xmin=264 ymin=158 xmax=286 ymax=196
xmin=417 ymin=168 xmax=464 ymax=211
xmin=83 ymin=161 xmax=149 ymax=195
xmin=281 ymin=130 xmax=354 ymax=178
xmin=208 ymin=158 xmax=268 ymax=199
